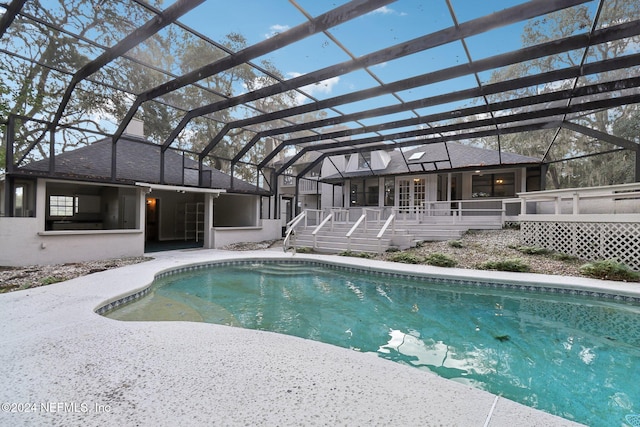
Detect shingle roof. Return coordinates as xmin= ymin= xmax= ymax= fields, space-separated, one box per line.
xmin=16 ymin=137 xmax=267 ymax=194
xmin=322 ymin=142 xmax=540 ymax=182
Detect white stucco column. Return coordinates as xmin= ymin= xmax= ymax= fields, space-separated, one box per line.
xmin=203 ymin=193 xmax=215 ymax=249
xmin=255 ymin=195 xmax=261 ymax=226
xmin=137 ymin=187 xmax=146 ymax=231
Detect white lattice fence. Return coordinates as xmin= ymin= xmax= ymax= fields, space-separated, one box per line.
xmin=521 ymin=221 xmax=640 ymax=270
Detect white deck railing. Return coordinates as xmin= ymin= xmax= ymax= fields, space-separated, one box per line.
xmin=280 ymin=178 xmax=318 ymax=194
xmin=517 ymin=182 xmax=640 ymax=218
xmin=516 ymin=183 xmax=640 ymax=270
xmin=330 ymin=208 xmax=350 ymax=223
xmin=392 ymin=199 xmax=505 ymax=223
xmin=283 ymin=211 xmax=306 ymax=251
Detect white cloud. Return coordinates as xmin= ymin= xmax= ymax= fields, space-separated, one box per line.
xmin=288 ymin=72 xmax=340 ymax=104
xmin=369 ymin=6 xmax=407 ymax=16
xmin=265 ymin=24 xmax=290 ymax=39
xmin=372 ymin=6 xmax=394 ymax=14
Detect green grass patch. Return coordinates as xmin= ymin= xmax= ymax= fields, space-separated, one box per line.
xmin=578 ymin=259 xmax=640 ymax=282
xmin=478 ymin=258 xmax=530 ymax=272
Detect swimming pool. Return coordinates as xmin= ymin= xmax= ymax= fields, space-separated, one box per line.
xmin=105 ymin=260 xmax=640 ymax=426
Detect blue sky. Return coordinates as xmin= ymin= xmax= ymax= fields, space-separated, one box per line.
xmin=159 ymin=0 xmax=599 ymax=142
xmin=5 ymin=0 xmax=597 ymax=121
xmin=176 ymin=0 xmax=537 ymax=108
xmin=0 ymin=0 xmax=604 ymax=110
xmin=1 ymin=0 xmax=602 ymax=138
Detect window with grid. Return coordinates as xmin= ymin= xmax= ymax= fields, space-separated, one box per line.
xmin=49 ymin=195 xmax=77 ymax=217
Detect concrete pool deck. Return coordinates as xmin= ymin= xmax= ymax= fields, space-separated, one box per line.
xmin=3 ymin=248 xmax=637 ymax=426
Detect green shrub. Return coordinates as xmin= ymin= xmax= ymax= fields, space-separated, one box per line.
xmin=551 ymin=252 xmax=579 ymax=262
xmin=385 ymin=246 xmax=401 ymax=253
xmin=478 ymin=258 xmax=530 ymax=272
xmin=40 ymin=276 xmax=65 ymax=285
xmin=425 ymin=253 xmax=457 ymax=267
xmin=448 ymin=240 xmax=464 ymax=248
xmin=579 ymin=259 xmax=640 ymax=282
xmin=295 ymin=246 xmax=313 ymax=253
xmin=388 ymin=252 xmax=424 ymax=264
xmin=514 ymin=246 xmax=550 ymax=255
xmin=339 ymin=251 xmax=374 ymax=259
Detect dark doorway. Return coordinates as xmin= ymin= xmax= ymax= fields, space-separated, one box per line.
xmin=281 ymin=196 xmax=293 ymax=237
xmin=145 ymin=198 xmax=159 ymax=241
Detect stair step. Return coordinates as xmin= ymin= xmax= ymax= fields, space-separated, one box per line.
xmin=288 ymin=215 xmax=504 ymax=253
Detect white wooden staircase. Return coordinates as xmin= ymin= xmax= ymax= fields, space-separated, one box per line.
xmin=284 ymin=208 xmax=503 ymax=254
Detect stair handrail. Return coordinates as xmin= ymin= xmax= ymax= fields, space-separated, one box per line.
xmin=376 ymin=214 xmax=396 ymax=253
xmin=283 ymin=210 xmax=307 ymax=252
xmin=376 ymin=214 xmax=396 ymax=239
xmin=345 ymin=213 xmax=367 ymax=251
xmin=311 ymin=212 xmax=334 ymax=249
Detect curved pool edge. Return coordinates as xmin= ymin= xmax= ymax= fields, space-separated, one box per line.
xmin=96 ymin=251 xmax=640 ymax=316
xmin=1 ymin=248 xmax=595 ymax=426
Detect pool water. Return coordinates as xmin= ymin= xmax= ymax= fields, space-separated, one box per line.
xmin=107 ymin=261 xmax=640 ymax=426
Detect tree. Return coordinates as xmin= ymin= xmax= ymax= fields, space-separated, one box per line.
xmin=481 ymin=1 xmax=640 ymax=188
xmin=0 ymin=0 xmax=160 ymax=170
xmin=1 ymin=0 xmax=315 ymax=186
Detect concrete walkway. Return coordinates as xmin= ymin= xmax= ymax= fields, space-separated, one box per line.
xmin=1 ymin=248 xmax=619 ymax=426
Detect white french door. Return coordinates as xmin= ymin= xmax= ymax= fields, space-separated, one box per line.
xmin=397 ymin=177 xmax=426 ymax=214
xmin=396 ymin=175 xmax=438 ymax=214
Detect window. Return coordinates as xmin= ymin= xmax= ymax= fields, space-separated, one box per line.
xmin=384 ymin=177 xmax=395 ymax=206
xmin=282 ymin=167 xmax=294 ymax=186
xmin=49 ymin=195 xmax=78 ymax=216
xmin=472 ymin=173 xmax=515 ymax=198
xmin=398 ymin=179 xmax=410 ymax=212
xmin=282 ymin=175 xmax=294 ymax=186
xmin=408 ymin=151 xmax=424 ymax=161
xmin=358 ymin=152 xmax=372 ymax=169
xmin=350 ymin=179 xmax=379 ymax=206
xmin=8 ymin=180 xmax=36 ymax=217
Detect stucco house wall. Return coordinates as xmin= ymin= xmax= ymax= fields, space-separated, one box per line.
xmin=0 ymin=180 xmax=145 ymax=266
xmin=1 ymin=136 xmax=279 ymax=266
